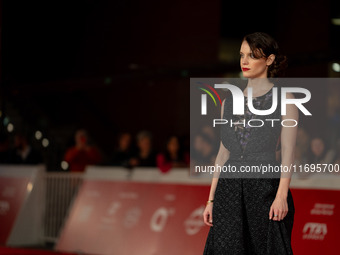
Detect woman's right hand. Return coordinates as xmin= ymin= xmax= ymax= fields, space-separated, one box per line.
xmin=203 ymin=203 xmax=213 ymax=227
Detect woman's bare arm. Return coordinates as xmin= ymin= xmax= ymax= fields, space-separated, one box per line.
xmin=207 ymin=141 xmax=230 ymax=200
xmin=277 ymin=92 xmax=299 ymax=198
xmin=203 ymin=99 xmax=230 ymax=226
xmin=207 ymin=99 xmax=230 ymax=200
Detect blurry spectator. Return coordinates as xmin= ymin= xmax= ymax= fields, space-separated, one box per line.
xmin=333 ymin=138 xmax=340 ymax=166
xmin=201 ymin=125 xmax=219 ymax=155
xmin=191 ymin=132 xmax=215 ymax=167
xmin=303 ymin=136 xmax=335 ymax=165
xmin=111 ymin=132 xmax=133 ymax=167
xmin=8 ymin=133 xmax=43 ymax=164
xmin=156 ymin=135 xmax=190 ymax=173
xmin=327 ymin=107 xmax=340 ymax=149
xmin=129 ymin=131 xmax=156 ymax=167
xmin=0 ymin=133 xmax=10 ymax=163
xmin=294 ymin=127 xmax=310 ymax=166
xmin=64 ymin=129 xmax=102 ymax=172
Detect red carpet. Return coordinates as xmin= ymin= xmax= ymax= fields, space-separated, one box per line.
xmin=0 ymin=247 xmax=77 ymax=255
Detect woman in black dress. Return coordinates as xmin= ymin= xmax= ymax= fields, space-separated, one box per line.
xmin=203 ymin=32 xmax=298 ymax=254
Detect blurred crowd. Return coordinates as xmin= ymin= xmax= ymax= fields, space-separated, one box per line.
xmin=0 ymin=133 xmax=43 ymax=165
xmin=0 ymin=129 xmax=190 ymax=173
xmin=1 ymin=126 xmax=340 ymax=175
xmin=292 ymin=127 xmax=340 ymax=176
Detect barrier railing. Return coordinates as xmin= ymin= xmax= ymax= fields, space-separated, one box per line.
xmin=8 ymin=165 xmax=340 ymax=245
xmin=42 ymin=167 xmax=209 ymax=242
xmin=44 ymin=173 xmax=83 ymax=242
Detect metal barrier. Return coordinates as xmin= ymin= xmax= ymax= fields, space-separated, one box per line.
xmin=8 ymin=166 xmax=340 ymax=245
xmin=41 ymin=167 xmax=230 ymax=243
xmin=44 ymin=173 xmax=83 ymax=242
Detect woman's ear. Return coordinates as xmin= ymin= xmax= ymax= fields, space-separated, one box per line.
xmin=266 ymin=54 xmax=275 ymax=66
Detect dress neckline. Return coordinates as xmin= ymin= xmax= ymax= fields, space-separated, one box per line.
xmin=243 ymin=84 xmax=274 ymax=99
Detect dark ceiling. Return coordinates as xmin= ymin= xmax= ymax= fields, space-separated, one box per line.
xmin=0 ymin=0 xmax=339 ymax=169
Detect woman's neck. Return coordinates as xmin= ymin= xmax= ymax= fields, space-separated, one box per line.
xmin=244 ymin=78 xmax=273 ymax=96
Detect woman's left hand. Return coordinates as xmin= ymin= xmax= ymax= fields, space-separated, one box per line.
xmin=269 ymin=196 xmax=288 ymax=221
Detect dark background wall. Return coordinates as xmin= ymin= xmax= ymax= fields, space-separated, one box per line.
xmin=1 ymin=0 xmax=339 ymax=169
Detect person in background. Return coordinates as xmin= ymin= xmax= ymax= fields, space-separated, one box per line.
xmin=111 ymin=132 xmax=133 ymax=167
xmin=291 ymin=127 xmax=310 ymax=166
xmin=156 ymin=135 xmax=190 ymax=173
xmin=129 ymin=130 xmax=156 ymax=167
xmin=191 ymin=133 xmax=216 ymax=167
xmin=333 ymin=138 xmax=340 ymax=167
xmin=64 ymin=129 xmax=102 ymax=172
xmin=201 ymin=125 xmax=219 ymax=156
xmin=8 ymin=133 xmax=43 ymax=164
xmin=304 ymin=136 xmax=335 ymax=165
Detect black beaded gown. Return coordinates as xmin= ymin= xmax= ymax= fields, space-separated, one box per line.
xmin=203 ymin=85 xmax=295 ymax=255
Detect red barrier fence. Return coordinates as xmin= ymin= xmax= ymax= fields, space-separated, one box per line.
xmin=291 ymin=189 xmax=340 ymax=255
xmin=56 ymin=180 xmax=340 ymax=255
xmin=1 ymin=166 xmax=340 ymax=255
xmin=57 ymin=181 xmax=209 ymax=255
xmin=0 ymin=177 xmax=30 ymax=245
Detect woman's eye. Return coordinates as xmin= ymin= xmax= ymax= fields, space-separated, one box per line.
xmin=250 ymin=53 xmax=255 ymax=58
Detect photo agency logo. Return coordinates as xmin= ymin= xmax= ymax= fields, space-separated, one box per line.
xmin=197 ymin=81 xmax=222 ymax=115
xmin=197 ymin=82 xmax=312 ymax=128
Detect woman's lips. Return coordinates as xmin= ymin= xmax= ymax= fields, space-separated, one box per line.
xmin=242 ymin=68 xmax=250 ymax=71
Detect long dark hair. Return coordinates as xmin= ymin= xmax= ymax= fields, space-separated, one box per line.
xmin=243 ymin=32 xmax=288 ymax=78
xmin=163 ymin=135 xmax=185 ymax=162
xmin=306 ymin=136 xmax=328 ymax=163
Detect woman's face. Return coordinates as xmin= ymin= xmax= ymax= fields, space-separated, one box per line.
xmin=240 ymin=40 xmax=274 ymax=79
xmin=119 ymin=133 xmax=131 ymax=150
xmin=311 ymin=138 xmax=325 ymax=157
xmin=167 ymin=136 xmax=179 ymax=153
xmin=138 ymin=137 xmax=151 ymax=151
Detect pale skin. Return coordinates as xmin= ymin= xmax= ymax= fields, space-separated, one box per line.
xmin=203 ymin=40 xmax=298 ymax=226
